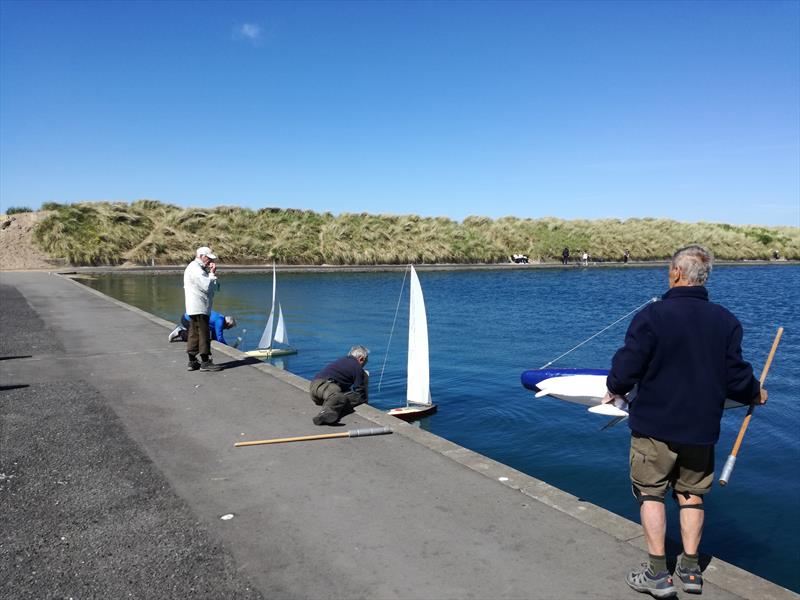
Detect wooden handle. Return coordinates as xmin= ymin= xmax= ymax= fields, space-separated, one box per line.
xmin=235 ymin=432 xmax=351 ymax=446
xmin=719 ymin=326 xmax=783 ymax=486
xmin=235 ymin=426 xmax=392 ymax=447
xmin=729 ymin=327 xmax=783 ymax=457
xmin=757 ymin=327 xmax=783 ymax=384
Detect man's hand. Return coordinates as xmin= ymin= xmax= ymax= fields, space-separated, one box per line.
xmin=208 ymin=261 xmax=217 ymax=274
xmin=602 ymin=390 xmax=623 ymax=404
xmin=755 ymin=388 xmax=768 ymax=405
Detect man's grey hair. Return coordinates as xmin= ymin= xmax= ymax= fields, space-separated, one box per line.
xmin=671 ymin=244 xmax=713 ymax=285
xmin=348 ymin=345 xmax=370 ymax=361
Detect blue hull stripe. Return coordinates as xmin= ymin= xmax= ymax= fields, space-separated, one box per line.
xmin=521 ymin=368 xmax=609 ymax=392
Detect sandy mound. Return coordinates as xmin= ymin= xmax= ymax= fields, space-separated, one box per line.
xmin=0 ymin=211 xmax=62 ymax=271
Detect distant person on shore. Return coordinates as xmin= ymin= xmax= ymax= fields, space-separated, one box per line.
xmin=562 ymin=247 xmax=570 ymax=265
xmin=169 ymin=311 xmax=237 ymax=347
xmin=309 ymin=346 xmax=370 ymax=425
xmin=602 ymin=244 xmax=767 ymax=597
xmin=623 ymin=249 xmax=630 ymax=264
xmin=184 ymin=246 xmax=222 ymax=372
xmin=772 ymin=249 xmax=780 ymax=260
xmin=581 ymin=251 xmax=589 ymax=266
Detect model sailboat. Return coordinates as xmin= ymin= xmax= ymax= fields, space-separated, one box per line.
xmin=245 ymin=264 xmax=297 ymax=358
xmin=521 ymin=367 xmax=751 ymax=424
xmin=387 ymin=265 xmax=437 ymax=422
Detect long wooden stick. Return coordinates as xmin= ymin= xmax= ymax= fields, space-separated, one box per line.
xmin=719 ymin=327 xmax=783 ymax=486
xmin=235 ymin=426 xmax=392 ymax=447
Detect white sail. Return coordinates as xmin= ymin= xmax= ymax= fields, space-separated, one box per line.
xmin=257 ymin=264 xmax=279 ymax=349
xmin=274 ymin=302 xmax=289 ymax=345
xmin=244 ymin=263 xmax=297 ymax=358
xmin=406 ymin=266 xmax=431 ymax=406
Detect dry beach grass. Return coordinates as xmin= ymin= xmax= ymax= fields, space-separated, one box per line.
xmin=2 ymin=201 xmax=798 ymax=268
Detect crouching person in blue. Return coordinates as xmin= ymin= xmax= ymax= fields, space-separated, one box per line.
xmin=603 ymin=245 xmax=767 ymax=598
xmin=309 ymin=346 xmax=369 ymax=426
xmin=169 ymin=311 xmax=237 ymax=346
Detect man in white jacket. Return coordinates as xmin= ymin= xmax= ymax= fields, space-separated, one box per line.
xmin=184 ymin=246 xmax=222 ymax=371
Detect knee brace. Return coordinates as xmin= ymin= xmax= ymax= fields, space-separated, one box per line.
xmin=673 ymin=490 xmax=705 ymax=510
xmin=632 ymin=484 xmax=664 ymax=505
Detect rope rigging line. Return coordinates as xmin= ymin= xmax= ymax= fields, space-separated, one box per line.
xmin=539 ymin=296 xmax=659 ymax=369
xmin=378 ymin=266 xmax=410 ymax=394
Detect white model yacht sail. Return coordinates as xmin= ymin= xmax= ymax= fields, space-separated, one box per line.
xmin=388 ymin=265 xmax=437 ymax=421
xmin=245 ymin=264 xmax=297 ymax=358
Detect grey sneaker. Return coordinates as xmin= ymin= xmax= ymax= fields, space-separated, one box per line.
xmin=626 ymin=563 xmax=677 ymax=598
xmin=200 ymin=360 xmax=222 ymax=372
xmin=313 ymin=409 xmax=339 ymax=426
xmin=675 ymin=562 xmax=703 ymax=594
xmin=187 ymin=360 xmax=200 ymax=371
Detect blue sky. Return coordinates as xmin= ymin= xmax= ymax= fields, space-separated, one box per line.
xmin=1 ymin=0 xmax=798 ymax=226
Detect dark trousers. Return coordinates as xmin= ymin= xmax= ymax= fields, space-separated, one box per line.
xmin=187 ymin=313 xmax=211 ymax=362
xmin=309 ymin=378 xmax=365 ymax=418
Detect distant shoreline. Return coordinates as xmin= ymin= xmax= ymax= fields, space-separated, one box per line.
xmin=28 ymin=258 xmax=798 ymax=276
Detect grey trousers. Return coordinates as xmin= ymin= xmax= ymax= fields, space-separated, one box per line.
xmin=309 ymin=378 xmax=365 ymax=417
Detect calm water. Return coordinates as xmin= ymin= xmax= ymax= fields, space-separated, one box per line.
xmin=84 ymin=265 xmax=800 ymax=591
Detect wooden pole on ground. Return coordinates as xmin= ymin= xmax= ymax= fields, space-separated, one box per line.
xmin=235 ymin=426 xmax=392 ymax=447
xmin=719 ymin=327 xmax=783 ymax=486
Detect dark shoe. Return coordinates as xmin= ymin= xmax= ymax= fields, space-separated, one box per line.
xmin=626 ymin=563 xmax=677 ymax=598
xmin=312 ymin=409 xmax=339 ymax=426
xmin=199 ymin=360 xmax=222 ymax=372
xmin=187 ymin=360 xmax=200 ymax=371
xmin=675 ymin=562 xmax=703 ymax=594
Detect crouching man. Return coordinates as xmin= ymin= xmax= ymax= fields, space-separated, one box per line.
xmin=309 ymin=346 xmax=369 ymax=426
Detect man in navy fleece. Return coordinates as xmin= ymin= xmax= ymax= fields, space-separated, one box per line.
xmin=309 ymin=346 xmax=369 ymax=426
xmin=603 ymin=245 xmax=767 ymax=598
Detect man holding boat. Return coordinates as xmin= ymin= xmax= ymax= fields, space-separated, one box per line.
xmin=183 ymin=246 xmax=222 ymax=372
xmin=603 ymin=244 xmax=767 ymax=598
xmin=309 ymin=346 xmax=370 ymax=425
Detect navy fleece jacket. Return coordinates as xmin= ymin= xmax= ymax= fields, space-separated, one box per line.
xmin=607 ymin=286 xmax=760 ymax=445
xmin=314 ymin=356 xmax=368 ymax=401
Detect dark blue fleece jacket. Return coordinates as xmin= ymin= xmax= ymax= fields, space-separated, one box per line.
xmin=314 ymin=356 xmax=368 ymax=401
xmin=607 ymin=286 xmax=760 ymax=445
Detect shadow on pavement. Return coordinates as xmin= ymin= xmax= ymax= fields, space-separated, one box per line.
xmin=1 ymin=384 xmax=30 ymax=392
xmin=217 ymin=357 xmax=264 ymax=370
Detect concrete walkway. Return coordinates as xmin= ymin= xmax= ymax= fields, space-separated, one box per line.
xmin=1 ymin=271 xmax=795 ymax=600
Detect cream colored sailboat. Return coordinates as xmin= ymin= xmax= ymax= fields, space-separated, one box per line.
xmin=245 ymin=264 xmax=297 ymax=358
xmin=387 ymin=265 xmax=437 ymax=422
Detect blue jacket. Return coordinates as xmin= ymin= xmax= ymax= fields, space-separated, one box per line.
xmin=182 ymin=311 xmax=228 ymax=345
xmin=607 ymin=286 xmax=760 ymax=445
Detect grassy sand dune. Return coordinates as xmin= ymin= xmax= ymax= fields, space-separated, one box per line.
xmin=28 ymin=200 xmax=800 ymax=266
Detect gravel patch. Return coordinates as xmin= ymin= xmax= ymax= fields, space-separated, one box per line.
xmin=0 ymin=283 xmax=263 ymax=599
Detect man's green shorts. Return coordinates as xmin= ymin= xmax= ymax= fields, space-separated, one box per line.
xmin=630 ymin=432 xmax=715 ymax=498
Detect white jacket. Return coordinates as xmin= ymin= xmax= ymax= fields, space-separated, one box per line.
xmin=184 ymin=258 xmax=218 ymax=315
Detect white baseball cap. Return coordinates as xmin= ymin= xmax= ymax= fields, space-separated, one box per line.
xmin=196 ymin=246 xmax=217 ymax=260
